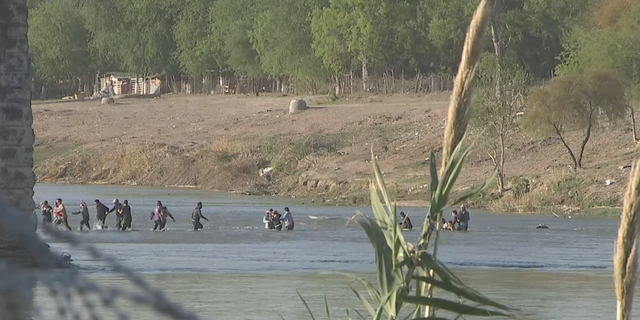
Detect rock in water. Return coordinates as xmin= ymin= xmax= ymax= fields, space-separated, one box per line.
xmin=289 ymin=99 xmax=308 ymax=113
xmin=101 ymin=97 xmax=115 ymax=105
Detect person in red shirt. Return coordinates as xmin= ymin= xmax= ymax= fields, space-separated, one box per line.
xmin=54 ymin=198 xmax=72 ymax=231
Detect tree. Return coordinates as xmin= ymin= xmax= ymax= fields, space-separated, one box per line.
xmin=173 ymin=0 xmax=219 ymax=76
xmin=420 ymin=0 xmax=476 ymax=73
xmin=311 ymin=0 xmax=396 ymax=91
xmin=29 ymin=0 xmax=93 ymax=84
xmin=250 ymin=0 xmax=329 ymax=92
xmin=207 ymin=0 xmax=266 ymax=78
xmin=310 ymin=4 xmax=353 ymax=93
xmin=557 ymin=2 xmax=640 ymax=143
xmin=524 ymin=71 xmax=627 ymax=169
xmin=389 ymin=0 xmax=432 ymax=73
xmin=0 ymin=0 xmax=38 ymax=317
xmin=82 ymin=0 xmax=179 ymax=84
xmin=472 ymin=55 xmax=529 ymax=193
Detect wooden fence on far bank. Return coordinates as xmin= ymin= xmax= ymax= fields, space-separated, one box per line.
xmin=32 ymin=73 xmax=455 ymax=99
xmin=170 ymin=73 xmax=454 ymax=96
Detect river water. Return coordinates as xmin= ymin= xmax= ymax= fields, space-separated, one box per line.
xmin=31 ymin=183 xmax=634 ymax=319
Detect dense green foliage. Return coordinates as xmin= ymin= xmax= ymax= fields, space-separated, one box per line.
xmin=30 ymin=0 xmax=93 ymax=82
xmin=556 ymin=0 xmax=640 ymax=142
xmin=28 ymin=0 xmax=599 ymax=86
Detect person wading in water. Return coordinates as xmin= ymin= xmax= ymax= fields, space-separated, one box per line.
xmin=95 ymin=199 xmax=110 ymax=228
xmin=270 ymin=210 xmax=283 ymax=231
xmin=399 ymin=212 xmax=413 ymax=230
xmin=191 ymin=202 xmax=209 ymax=231
xmin=109 ymin=199 xmax=124 ymax=230
xmin=150 ymin=201 xmax=163 ymax=231
xmin=71 ymin=200 xmax=91 ymax=231
xmin=281 ymin=207 xmax=294 ymax=231
xmin=159 ymin=206 xmax=176 ymax=230
xmin=458 ymin=205 xmax=470 ymax=231
xmin=264 ymin=209 xmax=275 ymax=229
xmin=120 ymin=200 xmax=133 ymax=231
xmin=41 ymin=200 xmax=53 ymax=227
xmin=54 ymin=198 xmax=72 ymax=231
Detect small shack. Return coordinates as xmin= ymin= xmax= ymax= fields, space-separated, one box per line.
xmin=98 ymin=73 xmax=162 ymax=95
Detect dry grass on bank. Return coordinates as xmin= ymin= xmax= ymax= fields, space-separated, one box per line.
xmin=32 ymin=93 xmax=640 ymax=211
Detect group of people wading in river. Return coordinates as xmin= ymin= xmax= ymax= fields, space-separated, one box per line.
xmin=39 ymin=198 xmax=209 ymax=231
xmin=263 ymin=207 xmax=295 ymax=230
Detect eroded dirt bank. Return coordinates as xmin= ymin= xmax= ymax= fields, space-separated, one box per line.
xmin=33 ymin=93 xmax=637 ymax=215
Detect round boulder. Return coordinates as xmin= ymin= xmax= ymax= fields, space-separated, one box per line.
xmin=289 ymin=99 xmax=308 ymax=113
xmin=101 ymin=97 xmax=115 ymax=105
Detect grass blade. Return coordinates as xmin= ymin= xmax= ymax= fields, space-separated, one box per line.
xmin=403 ymin=296 xmax=513 ymax=317
xmin=428 ymin=152 xmax=440 ymax=209
xmin=351 ymin=307 xmax=367 ymax=320
xmin=418 ymin=252 xmax=464 ymax=285
xmin=451 ymin=167 xmax=497 ymax=206
xmin=411 ymin=276 xmax=515 ymax=311
xmin=324 ymin=295 xmax=332 ymax=320
xmin=369 ymin=182 xmax=390 ymax=232
xmin=348 ymin=283 xmax=377 ymax=317
xmin=353 ymin=212 xmax=394 ymax=296
xmin=437 ymin=143 xmax=473 ymax=204
xmin=372 ymin=149 xmax=393 ymax=210
xmin=297 ymin=291 xmax=317 ymax=320
xmin=374 ymin=290 xmax=398 ymax=320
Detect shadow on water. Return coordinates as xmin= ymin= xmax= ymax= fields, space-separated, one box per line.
xmin=0 ymin=274 xmax=35 ymax=320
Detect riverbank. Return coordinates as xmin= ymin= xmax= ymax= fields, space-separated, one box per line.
xmin=33 ymin=93 xmax=636 ymax=214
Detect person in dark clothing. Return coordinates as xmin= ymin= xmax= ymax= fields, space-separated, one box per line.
xmin=71 ymin=200 xmax=91 ymax=231
xmin=281 ymin=207 xmax=294 ymax=231
xmin=159 ymin=206 xmax=176 ymax=230
xmin=95 ymin=199 xmax=110 ymax=228
xmin=41 ymin=201 xmax=53 ymax=226
xmin=270 ymin=210 xmax=282 ymax=230
xmin=120 ymin=200 xmax=132 ymax=231
xmin=459 ymin=205 xmax=470 ymax=231
xmin=109 ymin=199 xmax=124 ymax=230
xmin=191 ymin=202 xmax=209 ymax=231
xmin=399 ymin=212 xmax=413 ymax=230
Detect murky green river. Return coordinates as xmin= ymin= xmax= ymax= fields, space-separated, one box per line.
xmin=30 ymin=184 xmax=636 ymax=319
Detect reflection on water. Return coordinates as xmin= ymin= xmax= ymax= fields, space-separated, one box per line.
xmin=31 ymin=184 xmax=637 ymax=319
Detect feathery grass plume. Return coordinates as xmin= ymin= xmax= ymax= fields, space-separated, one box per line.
xmin=441 ymin=0 xmax=494 ymax=172
xmin=426 ymin=0 xmax=494 ymax=317
xmin=615 ymin=158 xmax=640 ymax=320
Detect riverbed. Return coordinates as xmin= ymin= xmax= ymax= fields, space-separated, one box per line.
xmin=31 ymin=183 xmax=634 ymax=319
